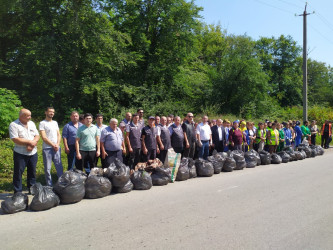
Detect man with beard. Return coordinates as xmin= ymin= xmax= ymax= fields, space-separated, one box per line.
xmin=39 ymin=107 xmax=63 ymax=186
xmin=62 ymin=111 xmax=83 ymax=170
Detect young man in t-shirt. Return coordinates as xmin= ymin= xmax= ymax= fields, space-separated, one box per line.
xmin=39 ymin=107 xmax=63 ymax=186
xmin=76 ymin=113 xmax=101 ymax=174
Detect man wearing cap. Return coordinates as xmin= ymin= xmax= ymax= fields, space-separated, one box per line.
xmin=101 ymin=118 xmax=126 ymax=165
xmin=126 ymin=114 xmax=142 ymax=169
xmin=169 ymin=116 xmax=185 ymax=154
xmin=9 ymin=109 xmax=40 ymax=193
xmin=157 ymin=116 xmax=171 ymax=165
xmin=142 ymin=116 xmax=160 ymax=161
xmin=229 ymin=121 xmax=246 ymax=151
xmin=182 ymin=113 xmax=196 ymax=158
xmin=196 ymin=115 xmax=212 ymax=160
xmin=211 ymin=119 xmax=227 ymax=152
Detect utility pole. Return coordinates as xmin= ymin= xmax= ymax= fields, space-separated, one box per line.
xmin=298 ymin=3 xmax=312 ymax=122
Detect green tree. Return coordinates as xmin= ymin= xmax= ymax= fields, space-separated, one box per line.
xmin=0 ymin=88 xmax=22 ymax=138
xmin=255 ymin=35 xmax=303 ymax=107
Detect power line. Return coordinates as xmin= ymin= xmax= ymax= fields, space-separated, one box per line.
xmin=253 ymin=0 xmax=295 ymax=15
xmin=315 ymin=12 xmax=333 ymax=33
xmin=276 ymin=0 xmax=304 ymax=10
xmin=308 ymin=23 xmax=333 ymax=45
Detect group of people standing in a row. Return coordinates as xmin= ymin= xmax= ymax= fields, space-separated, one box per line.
xmin=9 ymin=107 xmax=332 ymax=193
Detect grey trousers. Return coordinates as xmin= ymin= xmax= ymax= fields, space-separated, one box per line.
xmin=42 ymin=148 xmax=63 ymax=186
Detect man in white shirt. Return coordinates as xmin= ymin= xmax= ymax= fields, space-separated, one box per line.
xmin=196 ymin=115 xmax=212 ymax=160
xmin=9 ymin=109 xmax=40 ymax=193
xmin=39 ymin=107 xmax=63 ymax=186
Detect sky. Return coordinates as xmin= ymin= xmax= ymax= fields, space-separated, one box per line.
xmin=195 ymin=0 xmax=333 ymax=67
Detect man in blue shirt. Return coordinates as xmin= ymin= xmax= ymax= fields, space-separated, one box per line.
xmin=62 ymin=111 xmax=83 ymax=170
xmin=101 ymin=118 xmax=126 ymax=165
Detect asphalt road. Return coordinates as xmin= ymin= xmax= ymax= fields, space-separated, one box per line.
xmin=1 ymin=150 xmax=333 ymax=250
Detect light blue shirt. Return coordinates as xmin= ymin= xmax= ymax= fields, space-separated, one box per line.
xmin=100 ymin=127 xmax=123 ymax=151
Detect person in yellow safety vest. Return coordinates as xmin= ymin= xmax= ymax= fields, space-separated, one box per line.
xmin=254 ymin=122 xmax=266 ymax=152
xmin=267 ymin=122 xmax=279 ymax=154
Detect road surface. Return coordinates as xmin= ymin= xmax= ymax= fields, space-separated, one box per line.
xmin=1 ymin=150 xmax=333 ymax=250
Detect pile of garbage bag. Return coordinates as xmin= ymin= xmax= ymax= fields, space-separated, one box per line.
xmin=277 ymin=151 xmax=291 ymax=163
xmin=85 ymin=175 xmax=112 ymax=199
xmin=207 ymin=151 xmax=225 ymax=174
xmin=259 ymin=150 xmax=271 ymax=165
xmin=176 ymin=158 xmax=190 ymax=181
xmin=271 ymin=153 xmax=282 ymax=164
xmin=151 ymin=167 xmax=171 ymax=186
xmin=195 ymin=158 xmax=214 ymax=177
xmin=54 ymin=169 xmax=87 ymax=204
xmin=1 ymin=192 xmax=28 ymax=214
xmin=131 ymin=170 xmax=152 ymax=190
xmin=30 ymin=183 xmax=60 ymax=211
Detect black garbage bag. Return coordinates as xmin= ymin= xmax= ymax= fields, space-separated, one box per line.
xmin=252 ymin=150 xmax=261 ymax=165
xmin=89 ymin=167 xmax=104 ymax=176
xmin=259 ymin=150 xmax=271 ymax=165
xmin=271 ymin=153 xmax=282 ymax=164
xmin=188 ymin=158 xmax=197 ymax=178
xmin=315 ymin=145 xmax=325 ymax=155
xmin=176 ymin=158 xmax=190 ymax=181
xmin=54 ymin=169 xmax=87 ymax=204
xmin=85 ymin=175 xmax=112 ymax=199
xmin=277 ymin=151 xmax=291 ymax=163
xmin=131 ymin=170 xmax=152 ymax=190
xmin=283 ymin=147 xmax=297 ymax=161
xmin=1 ymin=192 xmax=28 ymax=214
xmin=244 ymin=150 xmax=257 ymax=168
xmin=217 ymin=152 xmax=228 ymax=158
xmin=115 ymin=180 xmax=134 ymax=193
xmin=298 ymin=150 xmax=307 ymax=159
xmin=223 ymin=156 xmax=236 ymax=172
xmin=294 ymin=151 xmax=303 ymax=160
xmin=195 ymin=159 xmax=214 ymax=177
xmin=298 ymin=144 xmax=312 ymax=158
xmin=309 ymin=145 xmax=319 ymax=156
xmin=30 ymin=183 xmax=60 ymax=211
xmin=104 ymin=159 xmax=130 ymax=188
xmin=207 ymin=155 xmax=225 ymax=174
xmin=152 ymin=167 xmax=171 ymax=186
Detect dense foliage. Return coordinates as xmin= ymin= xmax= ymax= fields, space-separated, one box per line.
xmin=1 ymin=0 xmax=332 ymax=124
xmin=0 ymin=88 xmax=21 ymax=138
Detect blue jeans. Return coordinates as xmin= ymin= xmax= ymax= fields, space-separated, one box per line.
xmin=43 ymin=148 xmax=63 ymax=186
xmin=199 ymin=140 xmax=209 ymax=160
xmin=13 ymin=151 xmax=38 ymax=192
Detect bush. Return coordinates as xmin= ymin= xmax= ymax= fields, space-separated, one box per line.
xmin=0 ymin=88 xmax=22 ymax=138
